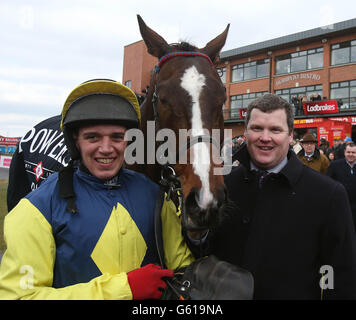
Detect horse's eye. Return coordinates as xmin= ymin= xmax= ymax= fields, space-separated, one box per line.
xmin=159 ymin=96 xmax=168 ymax=106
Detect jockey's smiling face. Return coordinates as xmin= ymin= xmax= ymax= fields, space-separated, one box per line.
xmin=74 ymin=124 xmax=128 ymax=180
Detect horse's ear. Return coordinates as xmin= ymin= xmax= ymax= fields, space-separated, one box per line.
xmin=201 ymin=24 xmax=230 ymax=64
xmin=137 ymin=15 xmax=171 ymax=59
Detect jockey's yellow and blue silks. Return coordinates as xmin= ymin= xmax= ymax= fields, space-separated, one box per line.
xmin=0 ymin=168 xmax=194 ymax=299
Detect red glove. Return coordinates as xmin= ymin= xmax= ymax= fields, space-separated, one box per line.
xmin=127 ymin=264 xmax=174 ymax=300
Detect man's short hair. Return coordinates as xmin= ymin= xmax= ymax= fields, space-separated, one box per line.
xmin=346 ymin=143 xmax=356 ymax=149
xmin=245 ymin=93 xmax=294 ymax=133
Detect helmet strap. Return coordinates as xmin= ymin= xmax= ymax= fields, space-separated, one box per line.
xmin=58 ymin=160 xmax=79 ymax=214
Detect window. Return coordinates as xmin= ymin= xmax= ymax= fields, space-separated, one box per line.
xmin=276 ymin=55 xmax=290 ymax=74
xmin=308 ymin=48 xmax=323 ymax=69
xmin=257 ymin=59 xmax=269 ymax=78
xmin=331 ymin=40 xmax=356 ymax=65
xmin=275 ymin=48 xmax=323 ymax=74
xmin=231 ymin=59 xmax=269 ymax=82
xmin=229 ymin=92 xmax=268 ymax=119
xmin=217 ymin=67 xmax=226 ymax=83
xmin=244 ymin=62 xmax=257 ymax=80
xmin=231 ymin=65 xmax=244 ymax=82
xmin=352 ymin=40 xmax=356 ymax=61
xmin=125 ymin=80 xmax=131 ymax=88
xmin=275 ymin=84 xmax=323 ymax=105
xmin=330 ymin=80 xmax=356 ymax=111
xmin=230 ymin=95 xmax=242 ymax=119
xmin=291 ymin=51 xmax=307 ymax=73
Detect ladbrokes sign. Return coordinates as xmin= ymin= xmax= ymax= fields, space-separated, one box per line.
xmin=303 ymin=100 xmax=339 ymax=115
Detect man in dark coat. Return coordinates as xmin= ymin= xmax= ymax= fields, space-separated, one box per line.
xmin=186 ymin=94 xmax=356 ymax=299
xmin=332 ymin=138 xmax=345 ymax=160
xmin=327 ymin=143 xmax=356 ymax=230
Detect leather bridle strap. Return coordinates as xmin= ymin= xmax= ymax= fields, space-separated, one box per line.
xmin=154 ymin=51 xmax=214 ymax=73
xmin=152 ymin=88 xmax=220 ymax=165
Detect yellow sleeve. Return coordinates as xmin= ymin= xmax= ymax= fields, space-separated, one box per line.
xmin=161 ymin=197 xmax=195 ymax=271
xmin=0 ymin=199 xmax=132 ymax=300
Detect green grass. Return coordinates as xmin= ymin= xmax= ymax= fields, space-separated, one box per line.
xmin=0 ymin=179 xmax=8 ymax=253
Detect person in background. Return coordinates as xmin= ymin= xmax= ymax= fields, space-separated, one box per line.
xmin=327 ymin=143 xmax=356 ymax=231
xmin=185 ymin=93 xmax=356 ymax=299
xmin=319 ymin=138 xmax=332 ymax=157
xmin=0 ymin=79 xmax=193 ymax=299
xmin=337 ymin=137 xmax=354 ymax=160
xmin=328 ymin=152 xmax=335 ymax=162
xmin=332 ymin=138 xmax=345 ymax=160
xmin=297 ymin=133 xmax=330 ymax=174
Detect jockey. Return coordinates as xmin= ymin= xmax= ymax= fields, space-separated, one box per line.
xmin=0 ymin=79 xmax=194 ymax=299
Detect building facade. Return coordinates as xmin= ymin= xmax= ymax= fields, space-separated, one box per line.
xmin=122 ymin=18 xmax=356 ymax=145
xmin=122 ymin=40 xmax=157 ymax=95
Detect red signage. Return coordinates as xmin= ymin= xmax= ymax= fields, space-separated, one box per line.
xmin=239 ymin=108 xmax=247 ymax=119
xmin=0 ymin=136 xmax=20 ymax=146
xmin=303 ymin=100 xmax=339 ymax=115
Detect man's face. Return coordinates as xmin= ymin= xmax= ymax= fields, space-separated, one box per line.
xmin=245 ymin=108 xmax=293 ymax=170
xmin=301 ymin=142 xmax=316 ymax=155
xmin=74 ymin=124 xmax=127 ymax=180
xmin=345 ymin=145 xmax=356 ymax=164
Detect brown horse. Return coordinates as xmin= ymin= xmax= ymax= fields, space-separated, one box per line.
xmin=130 ymin=15 xmax=230 ymax=231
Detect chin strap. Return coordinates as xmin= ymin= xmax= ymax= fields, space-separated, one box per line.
xmin=58 ymin=160 xmax=78 ymax=214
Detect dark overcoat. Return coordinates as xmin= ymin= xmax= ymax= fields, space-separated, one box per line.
xmin=327 ymin=158 xmax=356 ymax=229
xmin=199 ymin=144 xmax=356 ymax=299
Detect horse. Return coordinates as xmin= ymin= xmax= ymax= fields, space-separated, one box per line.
xmin=129 ymin=15 xmax=230 ymax=231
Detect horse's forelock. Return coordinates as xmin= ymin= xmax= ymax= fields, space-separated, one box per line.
xmin=169 ymin=41 xmax=198 ymax=52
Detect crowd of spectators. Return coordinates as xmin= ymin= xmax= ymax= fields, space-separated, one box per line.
xmin=291 ymin=93 xmax=322 ymax=116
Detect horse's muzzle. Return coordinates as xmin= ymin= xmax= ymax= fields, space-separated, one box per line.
xmin=183 ymin=186 xmax=227 ymax=232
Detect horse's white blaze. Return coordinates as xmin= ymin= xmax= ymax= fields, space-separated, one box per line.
xmin=180 ymin=65 xmax=213 ymax=209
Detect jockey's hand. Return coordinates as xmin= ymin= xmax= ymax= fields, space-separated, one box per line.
xmin=127 ymin=264 xmax=174 ymax=300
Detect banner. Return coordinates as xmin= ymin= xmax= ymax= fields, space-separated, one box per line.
xmin=0 ymin=155 xmax=12 ymax=168
xmin=330 ymin=116 xmax=356 ymax=125
xmin=295 ymin=116 xmax=356 ymax=128
xmin=0 ymin=136 xmax=20 ymax=146
xmin=303 ymin=100 xmax=339 ymax=115
xmin=239 ymin=108 xmax=247 ymax=119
